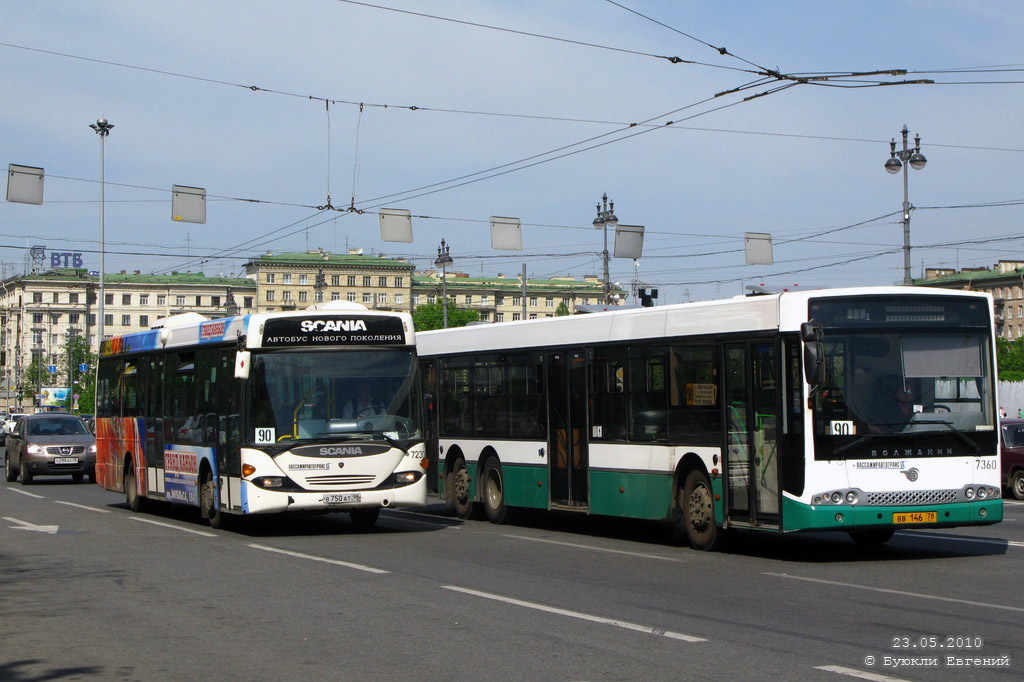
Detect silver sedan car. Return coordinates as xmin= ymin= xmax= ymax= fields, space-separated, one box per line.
xmin=4 ymin=413 xmax=96 ymax=484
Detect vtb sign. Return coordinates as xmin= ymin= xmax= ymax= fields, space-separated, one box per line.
xmin=51 ymin=252 xmax=84 ymax=268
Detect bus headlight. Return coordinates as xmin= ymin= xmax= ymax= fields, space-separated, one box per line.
xmin=258 ymin=477 xmax=286 ymax=488
xmin=831 ymin=492 xmax=842 ymax=503
xmin=393 ymin=471 xmax=421 ymax=485
xmin=845 ymin=491 xmax=858 ymax=504
xmin=977 ymin=488 xmax=988 ymax=500
xmin=965 ymin=488 xmax=976 ymax=500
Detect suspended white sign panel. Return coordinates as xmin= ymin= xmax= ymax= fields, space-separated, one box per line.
xmin=172 ymin=185 xmax=207 ymax=224
xmin=380 ymin=208 xmax=413 ymax=243
xmin=7 ymin=164 xmax=44 ymax=205
xmin=744 ymin=232 xmax=774 ymax=265
xmin=490 ymin=216 xmax=522 ymax=250
xmin=614 ymin=224 xmax=644 ymax=259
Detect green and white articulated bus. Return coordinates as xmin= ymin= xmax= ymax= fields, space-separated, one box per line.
xmin=417 ymin=286 xmax=1002 ymax=550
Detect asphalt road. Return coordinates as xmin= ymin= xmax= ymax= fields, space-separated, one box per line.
xmin=2 ymin=466 xmax=1023 ymax=681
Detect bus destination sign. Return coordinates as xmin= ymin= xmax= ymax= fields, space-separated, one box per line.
xmin=262 ymin=315 xmax=406 ymax=347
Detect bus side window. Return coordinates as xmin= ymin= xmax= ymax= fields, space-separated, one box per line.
xmin=590 ymin=346 xmax=627 ymax=441
xmin=628 ymin=346 xmax=667 ymax=442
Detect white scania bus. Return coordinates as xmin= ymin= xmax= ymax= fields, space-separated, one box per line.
xmin=418 ymin=287 xmax=1002 ymax=549
xmin=96 ymin=302 xmax=427 ymax=528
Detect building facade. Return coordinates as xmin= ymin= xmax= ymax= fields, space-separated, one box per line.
xmin=917 ymin=260 xmax=1024 ymax=339
xmin=0 ymin=268 xmax=255 ymax=409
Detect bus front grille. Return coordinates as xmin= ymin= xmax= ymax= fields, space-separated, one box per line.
xmin=864 ymin=489 xmax=960 ymax=506
xmin=305 ymin=474 xmax=377 ymax=486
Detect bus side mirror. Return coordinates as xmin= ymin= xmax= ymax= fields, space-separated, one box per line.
xmin=234 ymin=350 xmax=251 ymax=380
xmin=800 ymin=320 xmax=825 ymax=387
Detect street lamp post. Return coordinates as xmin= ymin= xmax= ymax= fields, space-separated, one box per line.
xmin=89 ymin=117 xmax=114 ymax=347
xmin=592 ymin=193 xmax=619 ymax=304
xmin=884 ymin=124 xmax=927 ymax=285
xmin=435 ymin=239 xmax=453 ymax=328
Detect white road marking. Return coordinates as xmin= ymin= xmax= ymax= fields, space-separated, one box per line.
xmin=4 ymin=516 xmax=58 ymax=534
xmin=816 ymin=665 xmax=911 ymax=681
xmin=442 ymin=585 xmax=706 ymax=642
xmin=248 ymin=543 xmax=390 ymax=574
xmin=7 ymin=488 xmax=44 ymax=499
xmin=55 ymin=501 xmax=109 ymax=513
xmin=766 ymin=573 xmax=1024 ymax=613
xmin=504 ymin=534 xmax=685 ymax=562
xmin=896 ymin=530 xmax=1024 ymax=548
xmin=129 ymin=516 xmax=217 ymax=537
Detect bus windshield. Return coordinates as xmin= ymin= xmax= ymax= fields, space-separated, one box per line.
xmin=249 ymin=349 xmax=422 ymax=443
xmin=812 ymin=330 xmax=996 ymax=459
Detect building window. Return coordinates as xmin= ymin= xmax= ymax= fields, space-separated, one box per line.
xmin=122 ymin=294 xmax=131 ymax=305
xmin=121 ymin=314 xmax=131 ymax=326
xmin=480 ymin=295 xmax=489 ymax=306
xmin=88 ymin=314 xmax=96 ymax=325
xmin=139 ymin=294 xmax=148 ymax=305
xmin=266 ymin=273 xmax=276 ymax=284
xmin=546 ymin=297 xmax=554 ymax=308
xmin=314 ymin=291 xmax=323 ymax=303
xmin=176 ymin=295 xmax=186 ymax=306
xmin=104 ymin=314 xmax=113 ymax=326
xmin=512 ymin=312 xmax=521 ymax=321
xmin=378 ymin=276 xmax=388 ymax=287
xmin=348 ymin=275 xmax=356 ymax=286
xmin=282 ymin=290 xmax=292 ymax=302
xmin=331 ymin=275 xmax=340 ymax=286
xmin=412 ymin=295 xmax=420 ymax=306
xmin=266 ymin=290 xmax=276 ymax=302
xmin=282 ymin=273 xmax=292 ymax=284
xmin=465 ymin=294 xmax=473 ymax=305
xmin=377 ymin=293 xmax=387 ymax=304
xmin=395 ymin=294 xmax=404 ymax=305
xmin=427 ymin=295 xmax=436 ymax=304
xmin=140 ymin=315 xmax=149 ymax=327
xmin=31 ymin=349 xmax=42 ymax=362
xmin=53 ymin=292 xmax=60 ymax=303
xmin=395 ymin=277 xmax=404 ymax=288
xmin=105 ymin=294 xmax=114 ymax=305
xmin=363 ymin=276 xmax=371 ymax=287
xmin=70 ymin=293 xmax=79 ymax=304
xmin=529 ymin=313 xmax=538 ymax=320
xmin=299 ymin=274 xmax=308 ymax=285
xmin=496 ymin=295 xmax=505 ymax=306
xmin=32 ymin=292 xmax=42 ymax=303
xmin=32 ymin=313 xmax=43 ymax=324
xmin=298 ymin=291 xmax=308 ymax=302
xmin=347 ymin=292 xmax=356 ymax=302
xmin=496 ymin=313 xmax=504 ymax=322
xmin=69 ymin=313 xmax=79 ymax=324
xmin=32 ymin=331 xmax=42 ymax=345
xmin=331 ymin=292 xmax=340 ymax=301
xmin=529 ymin=297 xmax=538 ymax=307
xmin=512 ymin=296 xmax=521 ymax=307
xmin=157 ymin=295 xmax=166 ymax=306
xmin=481 ymin=311 xmax=490 ymax=321
xmin=244 ymin=297 xmax=253 ymax=308
xmin=50 ymin=314 xmax=60 ymax=324
xmin=363 ymin=293 xmax=372 ymax=304
xmin=192 ymin=296 xmax=200 ymax=307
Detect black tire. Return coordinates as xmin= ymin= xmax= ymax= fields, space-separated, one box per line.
xmin=72 ymin=473 xmax=84 ymax=482
xmin=681 ymin=469 xmax=720 ymax=551
xmin=446 ymin=458 xmax=474 ymax=519
xmin=1012 ymin=471 xmax=1024 ymax=501
xmin=200 ymin=470 xmax=223 ymax=529
xmin=88 ymin=472 xmax=97 ymax=484
xmin=19 ymin=458 xmax=32 ymax=485
xmin=349 ymin=507 xmax=380 ymax=530
xmin=849 ymin=529 xmax=895 ymax=546
xmin=4 ymin=453 xmax=16 ymax=482
xmin=481 ymin=459 xmax=509 ymax=524
xmin=125 ymin=462 xmax=146 ymax=513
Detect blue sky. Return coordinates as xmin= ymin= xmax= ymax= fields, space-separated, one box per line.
xmin=3 ymin=1 xmax=1022 ymax=303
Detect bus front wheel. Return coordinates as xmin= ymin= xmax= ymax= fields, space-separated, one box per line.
xmin=682 ymin=470 xmax=721 ymax=551
xmin=125 ymin=462 xmax=145 ymax=513
xmin=849 ymin=529 xmax=894 ymax=546
xmin=349 ymin=507 xmax=380 ymax=530
xmin=482 ymin=459 xmax=509 ymax=525
xmin=200 ymin=470 xmax=223 ymax=529
xmin=447 ymin=458 xmax=473 ymax=520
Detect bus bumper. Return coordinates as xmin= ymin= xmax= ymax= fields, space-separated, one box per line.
xmin=781 ymin=495 xmax=1003 ymax=532
xmin=240 ymin=474 xmax=427 ymax=514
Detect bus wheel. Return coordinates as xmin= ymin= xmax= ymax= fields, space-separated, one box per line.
xmin=482 ymin=459 xmax=509 ymax=525
xmin=200 ymin=471 xmax=223 ymax=529
xmin=682 ymin=470 xmax=720 ymax=551
xmin=349 ymin=507 xmax=380 ymax=530
xmin=125 ymin=463 xmax=146 ymax=513
xmin=1012 ymin=471 xmax=1024 ymax=500
xmin=848 ymin=529 xmax=895 ymax=546
xmin=448 ymin=458 xmax=473 ymax=520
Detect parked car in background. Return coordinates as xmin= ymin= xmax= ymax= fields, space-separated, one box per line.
xmin=4 ymin=413 xmax=96 ymax=484
xmin=1001 ymin=419 xmax=1024 ymax=499
xmin=3 ymin=412 xmax=28 ymax=444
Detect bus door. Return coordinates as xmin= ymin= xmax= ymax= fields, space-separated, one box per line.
xmin=545 ymin=350 xmax=589 ymax=509
xmin=723 ymin=341 xmax=780 ymax=526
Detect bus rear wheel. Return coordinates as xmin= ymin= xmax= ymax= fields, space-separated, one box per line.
xmin=125 ymin=462 xmax=146 ymax=513
xmin=447 ymin=458 xmax=473 ymax=520
xmin=682 ymin=470 xmax=721 ymax=551
xmin=849 ymin=529 xmax=895 ymax=546
xmin=482 ymin=459 xmax=509 ymax=524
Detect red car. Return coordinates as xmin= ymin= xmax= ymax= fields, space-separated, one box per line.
xmin=1001 ymin=419 xmax=1024 ymax=499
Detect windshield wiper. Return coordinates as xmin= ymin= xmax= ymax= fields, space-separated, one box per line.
xmin=907 ymin=419 xmax=980 ymax=454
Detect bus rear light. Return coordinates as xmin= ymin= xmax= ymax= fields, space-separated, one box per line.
xmin=242 ymin=464 xmax=256 ymax=477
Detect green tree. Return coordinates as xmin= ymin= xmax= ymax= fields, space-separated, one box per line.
xmin=412 ymin=299 xmax=480 ymax=331
xmin=60 ymin=334 xmax=97 ymax=413
xmin=554 ymin=301 xmax=571 ymax=316
xmin=997 ymin=336 xmax=1024 ymax=382
xmin=20 ymin=356 xmax=48 ymax=404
